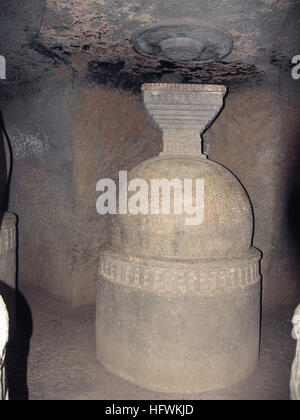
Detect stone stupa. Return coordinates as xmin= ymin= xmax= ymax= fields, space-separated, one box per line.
xmin=96 ymin=83 xmax=262 ymax=393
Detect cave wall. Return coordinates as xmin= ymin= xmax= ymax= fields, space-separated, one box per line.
xmin=0 ymin=67 xmax=299 ymax=310
xmin=68 ymin=75 xmax=161 ymax=305
xmin=204 ymin=74 xmax=300 ymax=311
xmin=0 ymin=70 xmax=75 ymax=302
xmin=0 ymin=69 xmax=161 ymax=306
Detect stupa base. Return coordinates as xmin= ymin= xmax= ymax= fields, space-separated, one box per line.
xmin=96 ymin=247 xmax=261 ymax=393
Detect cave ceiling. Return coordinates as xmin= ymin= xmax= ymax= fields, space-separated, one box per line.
xmin=0 ymin=0 xmax=299 ymax=90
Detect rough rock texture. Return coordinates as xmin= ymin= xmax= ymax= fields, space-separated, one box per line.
xmin=0 ymin=70 xmax=161 ymax=306
xmin=68 ymin=79 xmax=162 ymax=305
xmin=1 ymin=0 xmax=300 ymax=90
xmin=204 ymin=77 xmax=300 ymax=311
xmin=36 ymin=0 xmax=297 ymax=88
xmin=96 ymin=84 xmax=261 ymax=393
xmin=0 ymin=70 xmax=76 ymax=303
xmin=0 ymin=0 xmax=50 ymax=82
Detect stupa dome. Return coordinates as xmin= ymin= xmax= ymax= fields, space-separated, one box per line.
xmin=111 ymin=155 xmax=253 ymax=260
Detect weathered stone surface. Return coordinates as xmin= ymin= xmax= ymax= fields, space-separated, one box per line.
xmin=0 ymin=295 xmax=8 ymax=400
xmin=0 ymin=212 xmax=17 ymax=290
xmin=0 ymin=116 xmax=16 ymax=291
xmin=291 ymin=304 xmax=300 ymax=400
xmin=142 ymin=83 xmax=226 ymax=157
xmin=112 ymin=156 xmax=253 ymax=260
xmin=96 ymin=83 xmax=261 ymax=393
xmin=204 ymin=80 xmax=300 ymax=310
xmin=35 ymin=0 xmax=296 ymax=88
xmin=97 ymin=268 xmax=261 ymax=393
xmin=0 ymin=71 xmax=161 ymax=306
xmin=99 ymin=247 xmax=261 ymax=296
xmin=1 ymin=0 xmax=299 ymax=90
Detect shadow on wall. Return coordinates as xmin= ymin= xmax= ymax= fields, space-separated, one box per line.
xmin=0 ymin=109 xmax=33 ymax=400
xmin=287 ymin=185 xmax=300 ymax=253
xmin=287 ymin=133 xmax=300 ymax=288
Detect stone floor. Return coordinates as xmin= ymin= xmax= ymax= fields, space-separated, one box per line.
xmin=4 ymin=287 xmax=297 ymax=400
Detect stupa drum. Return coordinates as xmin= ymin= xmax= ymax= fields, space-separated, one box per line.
xmin=96 ymin=83 xmax=262 ymax=393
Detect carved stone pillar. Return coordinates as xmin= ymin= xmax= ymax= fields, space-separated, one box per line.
xmin=291 ymin=304 xmax=300 ymax=400
xmin=0 ymin=295 xmax=8 ymax=400
xmin=0 ymin=212 xmax=17 ymax=289
xmin=96 ymin=83 xmax=262 ymax=393
xmin=0 ymin=125 xmax=17 ymax=290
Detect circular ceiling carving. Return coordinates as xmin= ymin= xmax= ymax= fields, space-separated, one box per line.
xmin=132 ymin=24 xmax=233 ymax=64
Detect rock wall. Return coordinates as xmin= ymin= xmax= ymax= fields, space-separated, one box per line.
xmin=204 ymin=76 xmax=300 ymax=311
xmin=0 ymin=69 xmax=160 ymax=306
